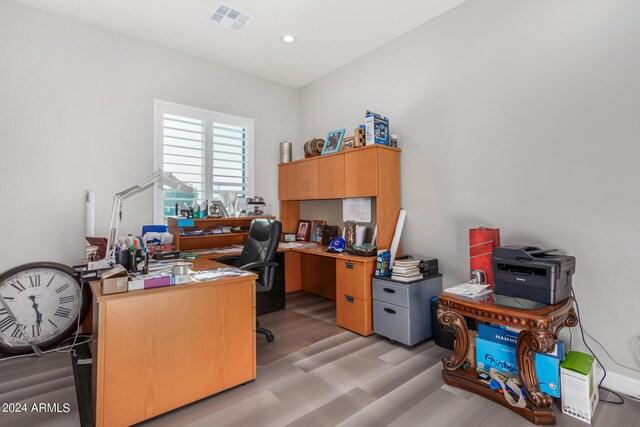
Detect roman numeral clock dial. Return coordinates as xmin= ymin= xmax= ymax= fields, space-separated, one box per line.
xmin=0 ymin=263 xmax=90 ymax=354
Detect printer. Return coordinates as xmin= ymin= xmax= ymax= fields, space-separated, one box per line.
xmin=492 ymin=245 xmax=575 ymax=305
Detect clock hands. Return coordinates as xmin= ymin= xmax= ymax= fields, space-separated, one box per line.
xmin=28 ymin=295 xmax=43 ymax=325
xmin=0 ymin=296 xmax=43 ymax=356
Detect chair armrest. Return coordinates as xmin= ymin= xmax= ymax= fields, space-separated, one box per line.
xmin=239 ymin=261 xmax=278 ymax=271
xmin=215 ymin=255 xmax=241 ymax=266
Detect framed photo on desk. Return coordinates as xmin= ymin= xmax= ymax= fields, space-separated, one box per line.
xmin=296 ymin=220 xmax=311 ymax=241
xmin=311 ymin=220 xmax=326 ymax=243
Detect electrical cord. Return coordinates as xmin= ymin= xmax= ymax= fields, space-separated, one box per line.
xmin=572 ymin=289 xmax=624 ymax=405
xmin=0 ymin=337 xmax=92 ymax=363
xmin=582 ymin=327 xmax=640 ymax=374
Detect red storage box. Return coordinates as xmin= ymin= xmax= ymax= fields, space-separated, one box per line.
xmin=469 ymin=227 xmax=500 ymax=285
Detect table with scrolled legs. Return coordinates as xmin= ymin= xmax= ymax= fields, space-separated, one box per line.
xmin=437 ymin=292 xmax=577 ymax=425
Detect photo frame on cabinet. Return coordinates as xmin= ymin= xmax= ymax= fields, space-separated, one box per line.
xmin=321 ymin=129 xmax=345 ymax=154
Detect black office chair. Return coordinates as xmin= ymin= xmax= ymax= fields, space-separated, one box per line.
xmin=216 ymin=219 xmax=282 ymax=342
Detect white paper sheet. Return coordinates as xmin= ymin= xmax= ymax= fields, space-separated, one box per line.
xmin=343 ymin=198 xmax=372 ymax=222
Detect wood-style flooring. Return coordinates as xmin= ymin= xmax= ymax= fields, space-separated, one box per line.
xmin=0 ymin=292 xmax=638 ymax=427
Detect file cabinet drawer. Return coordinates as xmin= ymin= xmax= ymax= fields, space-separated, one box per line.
xmin=372 ymin=300 xmax=411 ymax=345
xmin=372 ymin=279 xmax=410 ymax=308
xmin=336 ymin=293 xmax=372 ymax=336
xmin=336 ymin=260 xmax=370 ymax=301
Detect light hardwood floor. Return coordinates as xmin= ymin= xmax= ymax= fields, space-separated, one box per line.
xmin=0 ymin=292 xmax=638 ymax=427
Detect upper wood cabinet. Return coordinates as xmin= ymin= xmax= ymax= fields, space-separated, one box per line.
xmin=317 ymin=155 xmax=345 ymax=199
xmin=344 ymin=148 xmax=378 ymax=197
xmin=278 ymin=145 xmax=399 ymax=201
xmin=279 ymin=160 xmax=318 ymax=200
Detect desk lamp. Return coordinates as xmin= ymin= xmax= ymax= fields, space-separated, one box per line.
xmin=106 ymin=168 xmax=194 ymax=262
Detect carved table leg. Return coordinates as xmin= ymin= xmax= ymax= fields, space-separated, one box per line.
xmin=437 ymin=307 xmax=469 ymax=371
xmin=516 ymin=330 xmax=555 ymax=408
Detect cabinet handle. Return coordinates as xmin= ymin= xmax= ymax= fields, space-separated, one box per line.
xmin=345 ymin=296 xmax=354 ymax=303
xmin=345 ymin=262 xmax=354 ymax=269
xmin=384 ymin=307 xmax=396 ymax=314
xmin=383 ymin=288 xmax=396 ymax=294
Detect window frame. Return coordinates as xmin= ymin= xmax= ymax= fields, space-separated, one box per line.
xmin=153 ymin=99 xmax=255 ymax=223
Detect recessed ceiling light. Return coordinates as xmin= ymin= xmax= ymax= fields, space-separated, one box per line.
xmin=281 ymin=34 xmax=297 ymax=44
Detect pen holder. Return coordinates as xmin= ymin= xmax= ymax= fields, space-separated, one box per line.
xmin=115 ymin=249 xmax=132 ymax=271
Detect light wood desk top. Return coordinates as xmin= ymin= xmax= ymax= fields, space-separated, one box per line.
xmin=89 ymin=258 xmax=257 ymax=302
xmin=188 ymin=243 xmax=376 ymax=262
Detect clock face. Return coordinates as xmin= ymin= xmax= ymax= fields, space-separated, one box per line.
xmin=0 ymin=266 xmax=83 ymax=351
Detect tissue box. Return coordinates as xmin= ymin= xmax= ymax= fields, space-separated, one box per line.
xmin=560 ymin=351 xmax=598 ymax=424
xmin=476 ymin=324 xmax=564 ymax=397
xmin=365 ymin=112 xmax=389 ymax=146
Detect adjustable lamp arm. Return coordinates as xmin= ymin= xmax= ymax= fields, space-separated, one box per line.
xmin=105 ymin=168 xmax=193 ymax=262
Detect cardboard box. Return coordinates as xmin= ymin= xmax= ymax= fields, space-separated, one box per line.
xmin=100 ymin=265 xmax=129 ymax=294
xmin=476 ymin=324 xmax=564 ymax=397
xmin=560 ymin=352 xmax=598 ymax=424
xmin=365 ymin=112 xmax=389 ymax=146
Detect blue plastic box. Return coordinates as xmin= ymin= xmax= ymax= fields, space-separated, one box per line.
xmin=476 ymin=324 xmax=564 ymax=398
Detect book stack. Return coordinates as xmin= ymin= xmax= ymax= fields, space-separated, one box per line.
xmin=391 ymin=258 xmax=423 ymax=283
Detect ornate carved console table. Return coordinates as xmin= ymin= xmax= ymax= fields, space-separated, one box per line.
xmin=437 ymin=292 xmax=577 ymax=425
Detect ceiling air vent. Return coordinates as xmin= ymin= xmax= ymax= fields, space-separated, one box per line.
xmin=210 ymin=4 xmax=252 ymax=31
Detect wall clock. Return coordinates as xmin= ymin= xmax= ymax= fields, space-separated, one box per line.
xmin=0 ymin=262 xmax=90 ymax=354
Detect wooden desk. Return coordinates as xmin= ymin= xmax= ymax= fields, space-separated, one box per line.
xmin=90 ymin=259 xmax=256 ymax=427
xmin=437 ymin=292 xmax=577 ymax=425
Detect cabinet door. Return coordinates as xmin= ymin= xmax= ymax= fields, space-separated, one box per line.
xmin=279 ymin=163 xmax=296 ymax=200
xmin=296 ymin=160 xmax=319 ymax=199
xmin=279 ymin=160 xmax=319 ymax=200
xmin=317 ymin=155 xmax=345 ymax=199
xmin=344 ymin=149 xmax=378 ymax=197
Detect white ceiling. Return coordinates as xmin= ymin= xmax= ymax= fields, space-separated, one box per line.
xmin=12 ymin=0 xmax=467 ymax=87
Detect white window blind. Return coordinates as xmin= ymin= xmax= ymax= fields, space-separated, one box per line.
xmin=153 ymin=101 xmax=254 ymax=223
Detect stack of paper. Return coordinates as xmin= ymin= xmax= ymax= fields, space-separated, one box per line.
xmin=391 ymin=259 xmax=422 ymax=283
xmin=444 ymin=283 xmax=492 ymax=298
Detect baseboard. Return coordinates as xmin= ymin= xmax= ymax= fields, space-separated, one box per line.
xmin=595 ymin=366 xmax=640 ymax=399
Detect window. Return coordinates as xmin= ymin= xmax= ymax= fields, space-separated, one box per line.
xmin=153 ymin=100 xmax=254 ymax=223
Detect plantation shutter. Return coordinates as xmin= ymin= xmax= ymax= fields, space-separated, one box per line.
xmin=155 ymin=102 xmax=253 ymax=222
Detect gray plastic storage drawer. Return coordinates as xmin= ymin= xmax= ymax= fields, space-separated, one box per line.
xmin=372 ymin=281 xmax=410 ymax=308
xmin=373 ymin=300 xmax=412 ymax=345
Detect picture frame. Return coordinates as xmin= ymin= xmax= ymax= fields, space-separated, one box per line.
xmin=283 ymin=233 xmax=296 ymax=243
xmin=296 ymin=220 xmax=312 ymax=241
xmin=341 ymin=136 xmax=355 ymax=150
xmin=321 ymin=129 xmax=345 ymax=155
xmin=311 ymin=220 xmax=326 ymax=243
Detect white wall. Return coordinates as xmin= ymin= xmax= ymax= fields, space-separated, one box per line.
xmin=300 ymin=0 xmax=640 ymax=391
xmin=0 ymin=0 xmax=298 ymax=269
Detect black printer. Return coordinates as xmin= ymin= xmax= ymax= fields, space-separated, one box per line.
xmin=492 ymin=245 xmax=575 ymax=305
